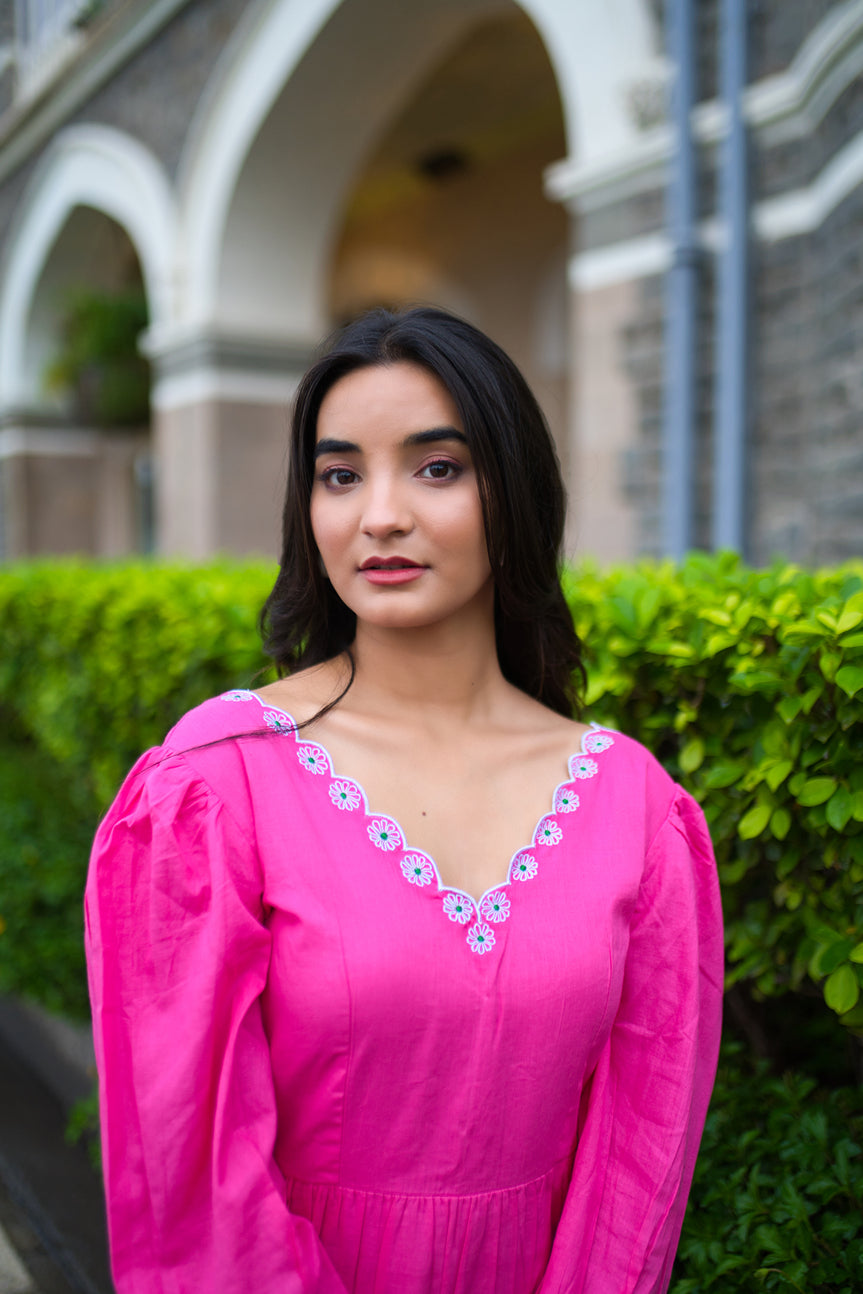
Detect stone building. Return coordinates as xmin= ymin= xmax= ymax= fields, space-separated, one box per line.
xmin=0 ymin=0 xmax=861 ymax=565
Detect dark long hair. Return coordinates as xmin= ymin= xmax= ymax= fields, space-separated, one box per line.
xmin=261 ymin=306 xmax=585 ymax=717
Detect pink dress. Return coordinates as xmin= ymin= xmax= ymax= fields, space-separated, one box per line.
xmin=85 ymin=690 xmax=723 ymax=1294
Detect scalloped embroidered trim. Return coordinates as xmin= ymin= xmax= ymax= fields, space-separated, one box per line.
xmin=221 ymin=690 xmax=615 ymax=955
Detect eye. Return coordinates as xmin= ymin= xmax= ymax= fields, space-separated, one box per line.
xmin=319 ymin=465 xmax=359 ymax=488
xmin=418 ymin=459 xmax=462 ymax=482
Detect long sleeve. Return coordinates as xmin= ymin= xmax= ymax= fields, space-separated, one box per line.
xmin=539 ymin=788 xmax=724 ymax=1294
xmin=84 ymin=749 xmax=349 ymax=1294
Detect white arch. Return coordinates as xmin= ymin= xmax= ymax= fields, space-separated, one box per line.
xmin=173 ymin=0 xmax=656 ymax=344
xmin=519 ymin=0 xmax=661 ymax=159
xmin=0 ymin=124 xmax=177 ymax=404
xmin=174 ymin=0 xmax=505 ymax=341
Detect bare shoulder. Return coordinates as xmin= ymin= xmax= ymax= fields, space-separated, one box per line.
xmin=254 ymin=658 xmax=350 ymax=727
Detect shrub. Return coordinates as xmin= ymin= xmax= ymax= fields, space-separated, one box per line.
xmin=562 ymin=553 xmax=863 ymax=1042
xmin=0 ymin=559 xmax=275 ymax=811
xmin=0 ymin=559 xmax=276 ymax=1016
xmin=671 ymin=1043 xmax=863 ymax=1293
xmin=0 ymin=729 xmax=95 ymax=1017
xmin=44 ymin=287 xmax=150 ymax=426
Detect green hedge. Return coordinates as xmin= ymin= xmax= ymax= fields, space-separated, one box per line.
xmin=670 ymin=1043 xmax=863 ymax=1293
xmin=563 ymin=554 xmax=863 ymax=1036
xmin=0 ymin=559 xmax=275 ymax=1015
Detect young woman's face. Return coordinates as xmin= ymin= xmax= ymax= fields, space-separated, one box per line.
xmin=310 ymin=362 xmax=493 ymax=634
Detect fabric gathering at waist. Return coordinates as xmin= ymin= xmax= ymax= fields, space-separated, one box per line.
xmin=285 ymin=1152 xmax=573 ymax=1203
xmin=285 ymin=1158 xmax=572 ymax=1294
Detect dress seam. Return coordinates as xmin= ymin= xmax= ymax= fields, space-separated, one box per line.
xmin=139 ymin=743 xmax=266 ymax=901
xmin=643 ymin=784 xmax=687 ymax=868
xmin=336 ymin=889 xmax=356 ymax=1191
xmin=285 ymin=1152 xmax=572 ymax=1203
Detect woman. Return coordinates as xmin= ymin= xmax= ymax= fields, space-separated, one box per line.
xmin=86 ymin=307 xmax=723 ymax=1294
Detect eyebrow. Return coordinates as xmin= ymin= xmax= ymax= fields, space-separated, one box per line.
xmin=314 ymin=426 xmax=468 ymax=459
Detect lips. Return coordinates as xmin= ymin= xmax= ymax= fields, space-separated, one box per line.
xmin=360 ymin=557 xmax=423 ymax=570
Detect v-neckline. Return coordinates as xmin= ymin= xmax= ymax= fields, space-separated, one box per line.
xmin=226 ymin=690 xmax=616 ymax=955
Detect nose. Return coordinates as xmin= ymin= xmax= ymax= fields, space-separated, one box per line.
xmin=360 ymin=473 xmax=413 ymax=538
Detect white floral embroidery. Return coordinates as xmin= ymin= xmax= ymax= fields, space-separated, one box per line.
xmin=467 ymin=922 xmax=495 ymax=955
xmin=297 ymin=744 xmax=328 ymax=775
xmin=245 ymin=675 xmax=618 ymax=958
xmin=442 ymin=892 xmax=474 ymax=924
xmin=263 ymin=710 xmax=295 ymax=735
xmin=367 ymin=818 xmax=401 ymax=851
xmin=536 ymin=817 xmax=562 ymax=847
xmin=510 ymin=851 xmax=538 ymax=881
xmin=480 ymin=891 xmax=510 ymax=923
xmin=401 ymin=854 xmax=434 ymax=887
xmin=569 ymin=755 xmax=599 ymax=780
xmin=328 ymin=779 xmax=362 ymax=811
xmin=554 ymin=787 xmax=580 ymax=813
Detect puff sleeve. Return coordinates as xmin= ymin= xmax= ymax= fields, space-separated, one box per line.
xmin=84 ymin=749 xmax=348 ymax=1294
xmin=538 ymin=789 xmax=724 ymax=1294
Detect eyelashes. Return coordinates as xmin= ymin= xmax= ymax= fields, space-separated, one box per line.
xmin=317 ymin=458 xmax=464 ymax=489
xmin=417 ymin=459 xmax=463 ymax=481
xmin=318 ymin=466 xmax=359 ymax=488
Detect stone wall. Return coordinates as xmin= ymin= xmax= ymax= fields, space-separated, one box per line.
xmin=602 ymin=0 xmax=863 ymax=563
xmin=808 ymin=186 xmax=863 ymax=564
xmin=0 ymin=0 xmax=247 ymax=243
xmin=65 ymin=0 xmax=245 ymax=180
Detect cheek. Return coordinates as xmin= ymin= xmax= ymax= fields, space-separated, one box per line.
xmin=309 ymin=494 xmax=346 ymax=560
xmin=451 ymin=496 xmax=489 ymax=563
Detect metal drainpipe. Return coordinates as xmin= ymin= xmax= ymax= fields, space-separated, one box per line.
xmin=662 ymin=0 xmax=698 ymax=559
xmin=712 ymin=0 xmax=749 ymax=553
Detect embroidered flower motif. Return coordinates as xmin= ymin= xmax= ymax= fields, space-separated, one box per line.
xmin=554 ymin=787 xmax=580 ymax=813
xmin=401 ymin=854 xmax=434 ymax=887
xmin=467 ymin=922 xmax=495 ymax=955
xmin=263 ymin=710 xmax=295 ymax=735
xmin=510 ymin=851 xmax=538 ymax=881
xmin=223 ymin=689 xmax=253 ymax=702
xmin=584 ymin=730 xmax=614 ymax=754
xmin=480 ymin=891 xmax=510 ymax=923
xmin=442 ymin=892 xmax=474 ymax=924
xmin=536 ymin=817 xmax=562 ymax=847
xmin=328 ymin=779 xmax=362 ymax=811
xmin=297 ymin=744 xmax=328 ymax=775
xmin=367 ymin=818 xmax=401 ymax=851
xmin=570 ymin=755 xmax=599 ymax=780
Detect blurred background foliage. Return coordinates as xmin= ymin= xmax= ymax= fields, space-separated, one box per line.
xmin=43 ymin=287 xmax=150 ymax=427
xmin=1 ymin=552 xmax=861 ymax=1289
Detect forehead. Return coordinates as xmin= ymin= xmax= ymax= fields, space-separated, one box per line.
xmin=316 ymin=362 xmax=461 ymax=440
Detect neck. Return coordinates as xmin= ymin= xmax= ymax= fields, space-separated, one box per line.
xmin=347 ymin=608 xmax=506 ymax=730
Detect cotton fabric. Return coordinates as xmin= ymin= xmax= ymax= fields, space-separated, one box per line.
xmin=85 ymin=690 xmax=724 ymax=1294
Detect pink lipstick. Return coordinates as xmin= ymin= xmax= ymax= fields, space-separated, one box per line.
xmin=360 ymin=557 xmax=426 ymax=586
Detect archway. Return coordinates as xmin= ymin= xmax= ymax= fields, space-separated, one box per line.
xmin=328 ymin=7 xmax=569 ymax=459
xmin=0 ymin=125 xmax=175 ymax=406
xmin=0 ymin=198 xmax=156 ymax=557
xmin=176 ymin=0 xmax=659 ymax=341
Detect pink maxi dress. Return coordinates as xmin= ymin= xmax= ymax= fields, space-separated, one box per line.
xmin=85 ymin=690 xmax=724 ymax=1294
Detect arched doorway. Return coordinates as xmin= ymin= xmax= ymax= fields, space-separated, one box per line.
xmin=4 ymin=205 xmax=152 ymax=556
xmin=328 ymin=8 xmax=569 ymax=463
xmin=0 ymin=124 xmax=174 ymax=558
